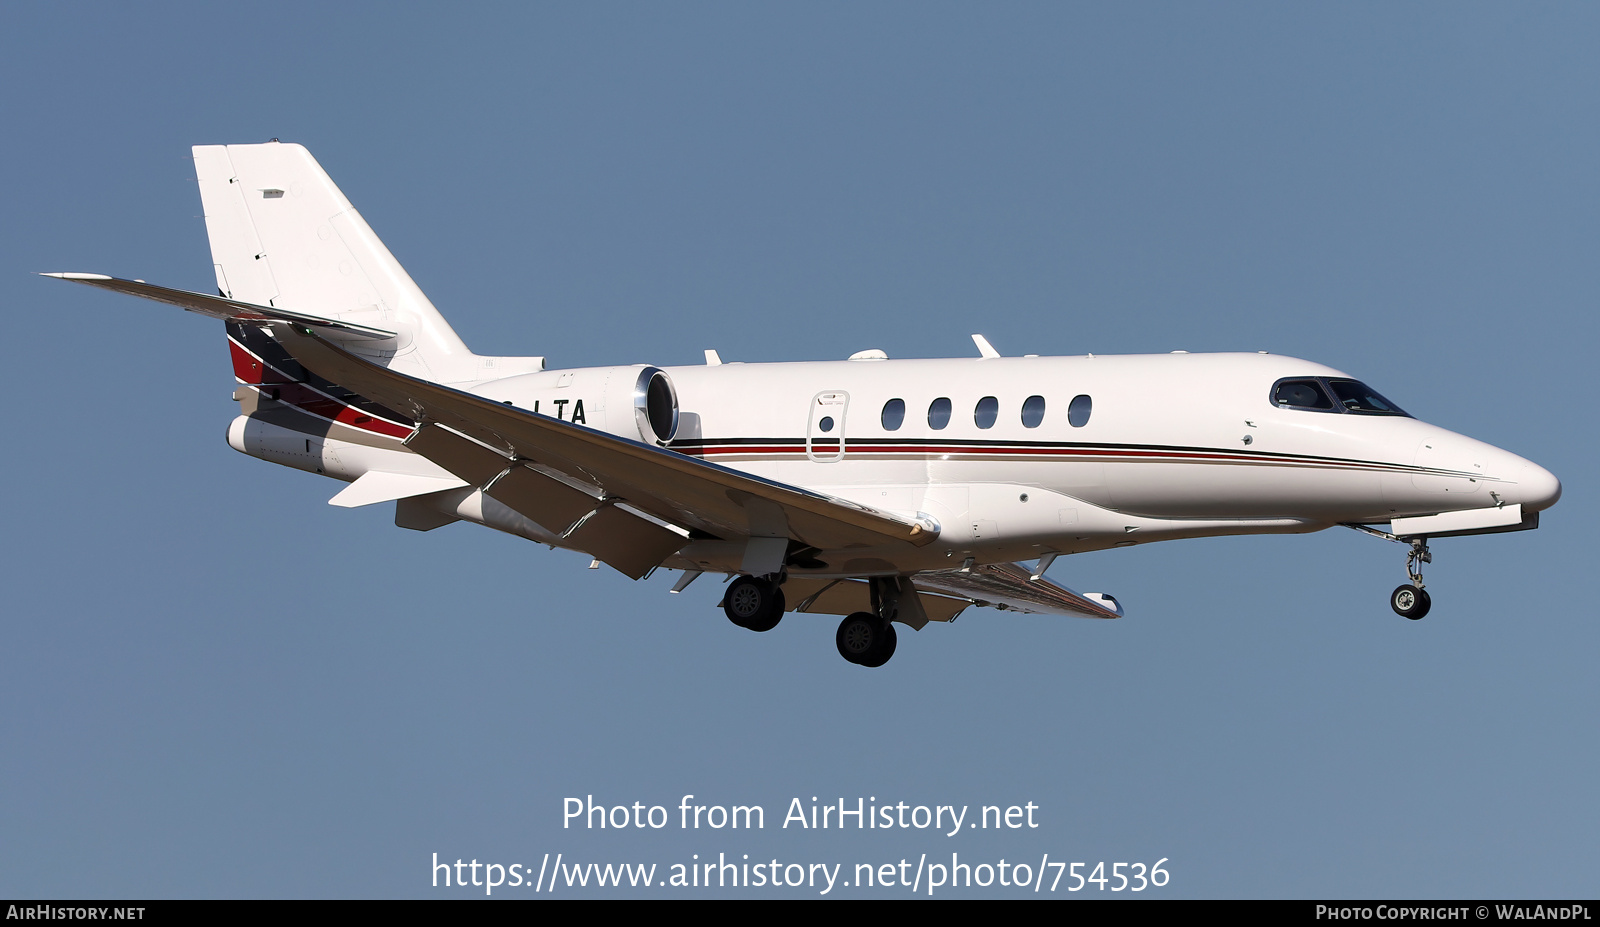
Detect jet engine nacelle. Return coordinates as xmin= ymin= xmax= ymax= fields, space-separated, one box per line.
xmin=474 ymin=365 xmax=680 ymax=446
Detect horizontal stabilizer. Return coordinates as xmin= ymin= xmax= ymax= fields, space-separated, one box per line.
xmin=42 ymin=273 xmax=397 ymax=340
xmin=329 ymin=470 xmax=469 ymax=508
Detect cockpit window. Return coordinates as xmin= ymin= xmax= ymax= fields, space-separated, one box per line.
xmin=1326 ymin=379 xmax=1408 ymax=416
xmin=1270 ymin=377 xmax=1411 ymax=417
xmin=1272 ymin=379 xmax=1336 ymax=411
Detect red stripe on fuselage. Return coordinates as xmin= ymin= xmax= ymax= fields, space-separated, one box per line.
xmin=228 ymin=337 xmax=412 ymax=439
xmin=679 ymin=441 xmax=1428 ymax=475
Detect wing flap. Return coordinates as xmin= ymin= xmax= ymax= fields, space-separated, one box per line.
xmin=564 ymin=505 xmax=689 ymax=580
xmin=404 ymin=423 xmax=513 ymax=485
xmin=914 ymin=562 xmax=1123 ymax=619
xmin=404 ymin=412 xmax=690 ymax=577
xmin=483 ymin=465 xmax=601 ymax=536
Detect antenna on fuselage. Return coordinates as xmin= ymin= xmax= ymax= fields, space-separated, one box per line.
xmin=971 ymin=334 xmax=1001 ymax=358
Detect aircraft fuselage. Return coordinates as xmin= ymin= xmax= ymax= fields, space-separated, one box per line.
xmin=229 ymin=345 xmax=1559 ymax=578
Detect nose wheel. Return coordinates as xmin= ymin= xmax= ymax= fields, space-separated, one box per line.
xmin=1390 ymin=583 xmax=1431 ymax=619
xmin=1390 ymin=537 xmax=1433 ymax=620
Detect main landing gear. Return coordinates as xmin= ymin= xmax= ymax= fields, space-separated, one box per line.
xmin=722 ymin=575 xmax=784 ymax=633
xmin=1390 ymin=538 xmax=1432 ymax=620
xmin=836 ymin=612 xmax=897 ymax=667
xmin=834 ymin=576 xmax=909 ymax=668
xmin=719 ymin=573 xmax=905 ymax=667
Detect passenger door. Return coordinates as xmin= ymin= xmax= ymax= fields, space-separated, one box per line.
xmin=806 ymin=392 xmax=849 ymax=462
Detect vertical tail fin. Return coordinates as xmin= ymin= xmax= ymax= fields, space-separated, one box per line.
xmin=194 ymin=141 xmax=496 ymax=383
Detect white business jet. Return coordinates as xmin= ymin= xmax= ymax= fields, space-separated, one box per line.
xmin=47 ymin=142 xmax=1561 ymax=667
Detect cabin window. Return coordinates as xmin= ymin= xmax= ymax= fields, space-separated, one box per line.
xmin=881 ymin=398 xmax=905 ymax=431
xmin=1326 ymin=379 xmax=1408 ymax=416
xmin=818 ymin=416 xmax=835 ymax=433
xmin=1068 ymin=394 xmax=1092 ymax=427
xmin=928 ymin=397 xmax=951 ymax=430
xmin=1021 ymin=395 xmax=1046 ymax=428
xmin=975 ymin=396 xmax=999 ymax=429
xmin=1271 ymin=378 xmax=1336 ymax=411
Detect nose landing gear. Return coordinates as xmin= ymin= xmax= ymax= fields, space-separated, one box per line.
xmin=1389 ymin=538 xmax=1432 ymax=620
xmin=1343 ymin=525 xmax=1436 ymax=621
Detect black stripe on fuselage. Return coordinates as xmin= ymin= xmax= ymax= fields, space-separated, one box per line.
xmin=669 ymin=436 xmax=1487 ymax=479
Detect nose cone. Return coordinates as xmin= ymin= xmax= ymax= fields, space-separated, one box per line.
xmin=1518 ymin=461 xmax=1562 ymax=512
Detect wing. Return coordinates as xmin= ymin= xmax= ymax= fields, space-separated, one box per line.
xmin=913 ymin=562 xmax=1124 ymax=619
xmin=43 ymin=273 xmax=397 ymax=340
xmin=262 ymin=324 xmax=937 ymax=577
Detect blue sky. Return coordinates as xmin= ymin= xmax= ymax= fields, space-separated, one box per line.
xmin=2 ymin=3 xmax=1595 ymax=898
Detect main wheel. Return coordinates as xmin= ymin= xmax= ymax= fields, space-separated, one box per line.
xmin=857 ymin=621 xmax=897 ymax=668
xmin=836 ymin=612 xmax=896 ymax=666
xmin=1390 ymin=584 xmax=1431 ymax=620
xmin=743 ymin=587 xmax=785 ymax=633
xmin=836 ymin=612 xmax=878 ymax=664
xmin=724 ymin=576 xmax=775 ymax=629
